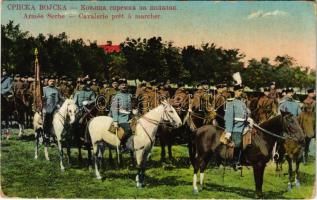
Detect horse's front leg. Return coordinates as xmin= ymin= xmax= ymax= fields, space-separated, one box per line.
xmin=93 ymin=143 xmax=102 ymax=179
xmin=287 ymin=157 xmax=293 ymax=191
xmin=253 ymin=163 xmax=265 ymax=198
xmin=34 ymin=130 xmax=40 ymax=159
xmin=57 ymin=141 xmax=65 ymax=172
xmin=295 ymin=159 xmax=301 ymax=188
xmin=135 ymin=149 xmax=146 ymax=188
xmin=66 ymin=143 xmax=71 ymax=165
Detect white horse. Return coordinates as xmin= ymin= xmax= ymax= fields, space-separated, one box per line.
xmin=33 ymin=99 xmax=77 ymax=171
xmin=87 ymin=100 xmax=182 ymax=186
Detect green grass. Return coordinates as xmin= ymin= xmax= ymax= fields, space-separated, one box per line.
xmin=1 ymin=129 xmax=316 ymax=199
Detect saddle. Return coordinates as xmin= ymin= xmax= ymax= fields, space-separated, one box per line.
xmin=219 ymin=130 xmax=253 ymax=152
xmin=107 ymin=117 xmax=138 ymax=140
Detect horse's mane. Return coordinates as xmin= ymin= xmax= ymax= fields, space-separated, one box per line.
xmin=258 ymin=114 xmax=281 ymax=130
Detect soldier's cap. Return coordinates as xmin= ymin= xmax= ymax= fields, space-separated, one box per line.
xmin=158 ymin=82 xmax=164 ymax=87
xmin=150 ymin=79 xmax=157 ymax=85
xmin=111 ymin=78 xmax=119 ymax=84
xmin=178 ymin=81 xmax=185 ymax=87
xmin=48 ymin=75 xmax=56 ymax=80
xmin=201 ymin=80 xmax=209 ymax=85
xmin=233 ymin=84 xmax=244 ymax=91
xmin=307 ymin=88 xmax=315 ymax=94
xmin=263 ymin=87 xmax=270 ymax=92
xmin=216 ymin=83 xmax=227 ymax=89
xmin=92 ymin=78 xmax=97 ymax=82
xmin=118 ymin=78 xmax=127 ymax=85
xmin=102 ymin=80 xmax=109 ymax=84
xmin=270 ymin=81 xmax=276 ymax=86
xmin=286 ymin=87 xmax=294 ymax=93
xmin=15 ymin=74 xmax=21 ymax=78
xmin=23 ymin=75 xmax=28 ymax=79
xmin=281 ymin=88 xmax=287 ymax=93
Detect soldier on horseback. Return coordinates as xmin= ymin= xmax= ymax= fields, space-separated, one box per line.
xmin=73 ymin=78 xmax=96 ymax=124
xmin=1 ymin=69 xmax=13 ymax=96
xmin=256 ymin=87 xmax=278 ymax=123
xmin=224 ymin=73 xmax=253 ymax=170
xmin=278 ymin=87 xmax=301 ymax=116
xmin=42 ymin=75 xmax=64 ymax=145
xmin=109 ymin=78 xmax=132 ymax=152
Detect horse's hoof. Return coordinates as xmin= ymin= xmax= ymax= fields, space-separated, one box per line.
xmin=287 ymin=183 xmax=292 ymax=191
xmin=96 ymin=175 xmax=102 ymax=180
xmin=34 ymin=156 xmax=38 ymax=160
xmin=295 ymin=180 xmax=300 ymax=188
xmin=61 ymin=168 xmax=65 ymax=172
xmin=136 ymin=183 xmax=143 ymax=188
xmin=193 ymin=189 xmax=199 ymax=194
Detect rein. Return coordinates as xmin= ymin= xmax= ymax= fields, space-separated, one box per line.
xmin=253 ymin=123 xmax=291 ymax=140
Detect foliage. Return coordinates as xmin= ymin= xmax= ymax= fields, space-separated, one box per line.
xmin=1 ymin=21 xmax=315 ymax=89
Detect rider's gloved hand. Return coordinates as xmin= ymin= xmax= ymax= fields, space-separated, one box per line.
xmin=247 ymin=117 xmax=254 ymax=127
xmin=225 ymin=132 xmax=231 ymax=139
xmin=113 ymin=122 xmax=118 ymax=128
xmin=82 ymin=101 xmax=88 ymax=106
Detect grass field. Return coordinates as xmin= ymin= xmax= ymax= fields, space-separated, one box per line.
xmin=1 ymin=129 xmax=316 ymax=199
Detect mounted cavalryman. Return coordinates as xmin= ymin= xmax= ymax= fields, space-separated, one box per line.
xmin=1 ymin=69 xmax=13 ymax=97
xmin=109 ymin=78 xmax=132 ymax=152
xmin=42 ymin=75 xmax=64 ymax=145
xmin=256 ymin=87 xmax=278 ymax=123
xmin=224 ymin=73 xmax=254 ymax=170
xmin=278 ymin=87 xmax=301 ymax=117
xmin=73 ymin=78 xmax=96 ymax=124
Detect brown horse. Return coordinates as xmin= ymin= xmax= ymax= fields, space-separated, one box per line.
xmin=190 ymin=111 xmax=304 ymax=198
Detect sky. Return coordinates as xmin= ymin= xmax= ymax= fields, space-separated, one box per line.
xmin=1 ymin=1 xmax=316 ymax=69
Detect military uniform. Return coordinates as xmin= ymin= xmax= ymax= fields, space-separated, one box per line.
xmin=91 ymin=82 xmax=100 ymax=95
xmin=42 ymin=84 xmax=64 ymax=145
xmin=279 ymin=97 xmax=301 ymax=116
xmin=298 ymin=94 xmax=315 ymax=138
xmin=109 ymin=79 xmax=132 ymax=149
xmin=225 ymin=97 xmax=249 ymax=147
xmin=257 ymin=95 xmax=277 ymax=123
xmin=1 ymin=75 xmax=13 ymax=95
xmin=13 ymin=78 xmax=26 ymax=101
xmin=73 ymin=85 xmax=96 ymax=111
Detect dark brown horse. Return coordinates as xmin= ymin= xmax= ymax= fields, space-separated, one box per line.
xmin=190 ymin=111 xmax=304 ymax=198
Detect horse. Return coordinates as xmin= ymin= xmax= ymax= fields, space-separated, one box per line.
xmin=33 ymin=99 xmax=78 ymax=171
xmin=1 ymin=94 xmax=26 ymax=137
xmin=190 ymin=111 xmax=304 ymax=198
xmin=86 ymin=100 xmax=182 ymax=188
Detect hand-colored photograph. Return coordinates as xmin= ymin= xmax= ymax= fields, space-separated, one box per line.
xmin=1 ymin=0 xmax=316 ymax=199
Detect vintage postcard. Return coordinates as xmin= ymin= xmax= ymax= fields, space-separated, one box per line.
xmin=1 ymin=0 xmax=316 ymax=199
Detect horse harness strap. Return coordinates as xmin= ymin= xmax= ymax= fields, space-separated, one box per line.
xmin=138 ymin=119 xmax=155 ymax=148
xmin=253 ymin=123 xmax=289 ymax=140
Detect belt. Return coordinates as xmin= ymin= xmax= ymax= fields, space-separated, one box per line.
xmin=234 ymin=117 xmax=247 ymax=122
xmin=119 ymin=109 xmax=130 ymax=114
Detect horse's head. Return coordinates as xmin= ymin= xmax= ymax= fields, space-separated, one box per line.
xmin=64 ymin=99 xmax=78 ymax=124
xmin=281 ymin=110 xmax=305 ymax=143
xmin=161 ymin=100 xmax=182 ymax=128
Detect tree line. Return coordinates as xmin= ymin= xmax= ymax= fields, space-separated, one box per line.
xmin=1 ymin=21 xmax=315 ymax=89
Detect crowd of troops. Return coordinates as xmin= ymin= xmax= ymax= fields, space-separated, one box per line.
xmin=1 ymin=68 xmax=315 ymax=166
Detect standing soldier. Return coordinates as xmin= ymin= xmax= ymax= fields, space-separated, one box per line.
xmin=278 ymin=87 xmax=301 ymax=116
xmin=109 ymin=78 xmax=132 ymax=152
xmin=256 ymin=87 xmax=278 ymax=123
xmin=298 ymin=88 xmax=316 ymax=163
xmin=91 ymin=78 xmax=100 ymax=95
xmin=42 ymin=75 xmax=64 ymax=145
